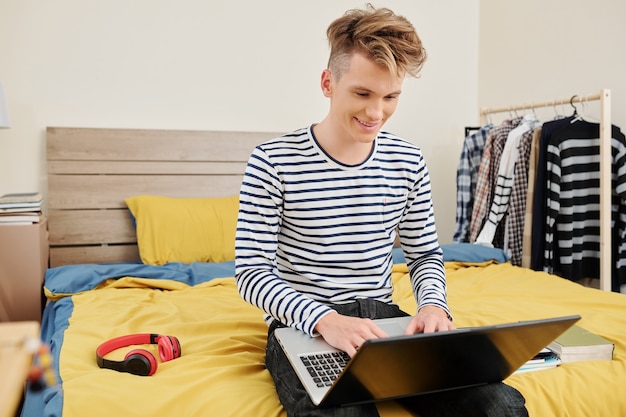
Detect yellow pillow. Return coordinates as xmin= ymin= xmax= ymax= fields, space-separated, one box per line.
xmin=124 ymin=195 xmax=239 ymax=265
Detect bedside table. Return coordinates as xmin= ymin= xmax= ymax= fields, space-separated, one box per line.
xmin=0 ymin=218 xmax=49 ymax=322
xmin=0 ymin=321 xmax=40 ymax=417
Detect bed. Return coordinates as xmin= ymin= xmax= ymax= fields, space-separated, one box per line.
xmin=21 ymin=127 xmax=626 ymax=417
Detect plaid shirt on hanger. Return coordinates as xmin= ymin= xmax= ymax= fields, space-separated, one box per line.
xmin=469 ymin=117 xmax=523 ymax=244
xmin=453 ymin=124 xmax=493 ymax=243
xmin=507 ymin=126 xmax=537 ymax=265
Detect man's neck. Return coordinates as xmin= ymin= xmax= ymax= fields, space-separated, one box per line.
xmin=312 ymin=121 xmax=375 ymax=166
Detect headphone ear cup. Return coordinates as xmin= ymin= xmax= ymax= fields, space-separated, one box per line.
xmin=157 ymin=335 xmax=181 ymax=362
xmin=124 ymin=349 xmax=157 ymax=376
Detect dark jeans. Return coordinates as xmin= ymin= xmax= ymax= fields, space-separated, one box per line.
xmin=265 ymin=299 xmax=528 ymax=417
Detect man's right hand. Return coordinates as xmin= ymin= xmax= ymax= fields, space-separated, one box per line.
xmin=314 ymin=311 xmax=389 ymax=357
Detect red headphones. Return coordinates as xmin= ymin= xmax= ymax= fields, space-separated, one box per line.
xmin=96 ymin=334 xmax=181 ymax=376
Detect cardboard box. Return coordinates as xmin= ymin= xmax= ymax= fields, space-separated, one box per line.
xmin=0 ymin=218 xmax=49 ymax=321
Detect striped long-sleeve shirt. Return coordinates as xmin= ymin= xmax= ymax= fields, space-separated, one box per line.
xmin=544 ymin=121 xmax=626 ymax=286
xmin=235 ymin=126 xmax=449 ymax=336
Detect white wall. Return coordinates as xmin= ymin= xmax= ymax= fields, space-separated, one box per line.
xmin=0 ymin=0 xmax=479 ymax=243
xmin=479 ymin=0 xmax=626 ymax=128
xmin=2 ymin=1 xmax=625 ymax=244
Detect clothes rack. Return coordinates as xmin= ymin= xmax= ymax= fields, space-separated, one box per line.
xmin=479 ymin=89 xmax=612 ymax=292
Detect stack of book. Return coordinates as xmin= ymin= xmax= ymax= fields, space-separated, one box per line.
xmin=515 ymin=348 xmax=561 ymax=373
xmin=515 ymin=325 xmax=614 ymax=374
xmin=0 ymin=192 xmax=44 ymax=225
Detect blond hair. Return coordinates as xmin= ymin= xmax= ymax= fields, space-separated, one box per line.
xmin=326 ymin=4 xmax=426 ymax=79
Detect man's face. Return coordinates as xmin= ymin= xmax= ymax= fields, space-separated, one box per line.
xmin=322 ymin=52 xmax=404 ymax=144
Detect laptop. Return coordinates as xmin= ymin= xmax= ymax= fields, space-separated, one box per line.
xmin=274 ymin=314 xmax=580 ymax=407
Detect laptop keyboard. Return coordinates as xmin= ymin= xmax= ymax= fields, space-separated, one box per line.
xmin=299 ymin=351 xmax=351 ymax=387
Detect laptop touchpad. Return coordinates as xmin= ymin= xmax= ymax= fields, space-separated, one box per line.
xmin=379 ymin=321 xmax=406 ymax=337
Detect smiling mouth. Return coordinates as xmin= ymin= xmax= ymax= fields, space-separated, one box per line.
xmin=355 ymin=118 xmax=380 ymax=128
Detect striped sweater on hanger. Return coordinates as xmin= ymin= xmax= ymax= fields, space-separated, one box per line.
xmin=235 ymin=126 xmax=449 ymax=336
xmin=544 ymin=121 xmax=626 ymax=286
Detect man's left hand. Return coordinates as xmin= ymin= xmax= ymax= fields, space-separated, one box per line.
xmin=403 ymin=305 xmax=455 ymax=335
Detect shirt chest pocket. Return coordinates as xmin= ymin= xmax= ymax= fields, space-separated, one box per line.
xmin=379 ymin=195 xmax=406 ymax=231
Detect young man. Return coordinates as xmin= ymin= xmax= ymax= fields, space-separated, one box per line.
xmin=235 ymin=5 xmax=528 ymax=417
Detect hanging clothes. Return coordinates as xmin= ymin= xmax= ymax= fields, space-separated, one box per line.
xmin=521 ymin=127 xmax=543 ymax=268
xmin=506 ymin=119 xmax=538 ymax=266
xmin=469 ymin=117 xmax=523 ymax=245
xmin=529 ymin=116 xmax=575 ymax=270
xmin=470 ymin=91 xmax=621 ymax=292
xmin=475 ymin=114 xmax=540 ymax=253
xmin=453 ymin=124 xmax=493 ymax=243
xmin=543 ymin=120 xmax=626 ymax=290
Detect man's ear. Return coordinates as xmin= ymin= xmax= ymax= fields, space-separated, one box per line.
xmin=320 ymin=69 xmax=333 ymax=98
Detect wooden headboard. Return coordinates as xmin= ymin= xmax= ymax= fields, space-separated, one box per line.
xmin=47 ymin=127 xmax=280 ymax=267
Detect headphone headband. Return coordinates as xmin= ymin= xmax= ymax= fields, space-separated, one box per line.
xmin=96 ymin=333 xmax=160 ymax=358
xmin=96 ymin=333 xmax=181 ymax=376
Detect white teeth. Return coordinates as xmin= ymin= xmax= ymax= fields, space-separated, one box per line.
xmin=357 ymin=118 xmax=377 ymax=127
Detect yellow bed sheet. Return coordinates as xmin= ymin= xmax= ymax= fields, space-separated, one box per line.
xmin=59 ymin=262 xmax=626 ymax=416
